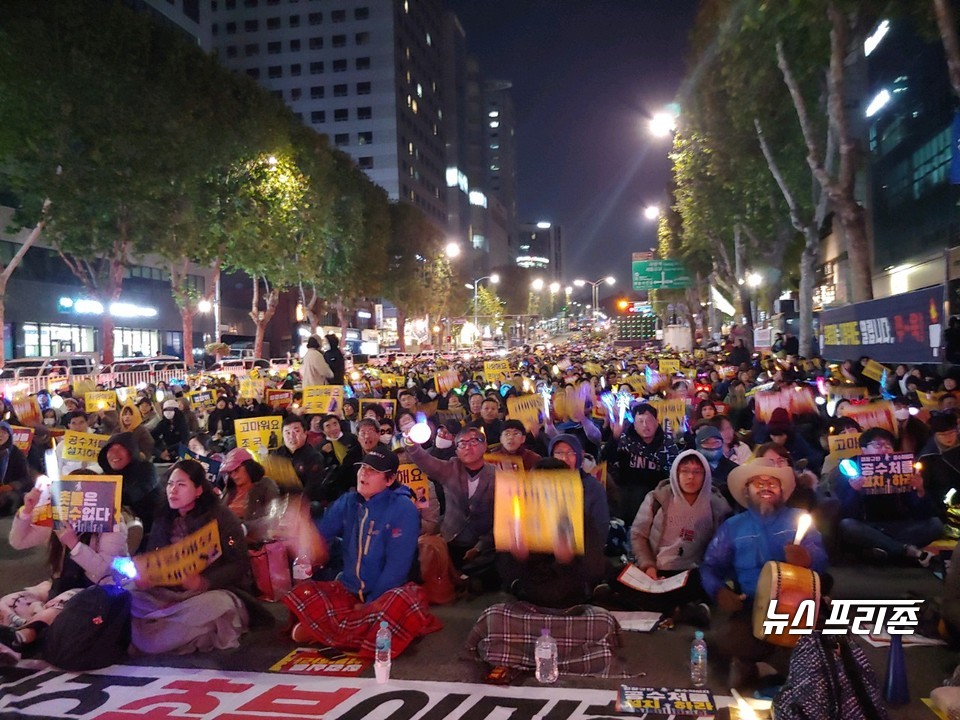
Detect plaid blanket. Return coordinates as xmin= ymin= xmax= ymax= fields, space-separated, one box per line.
xmin=465 ymin=601 xmax=627 ymax=677
xmin=282 ymin=580 xmax=442 ymax=659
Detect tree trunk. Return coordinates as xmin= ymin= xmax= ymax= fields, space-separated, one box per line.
xmin=397 ymin=311 xmax=407 ymax=352
xmin=835 ymin=201 xmax=872 ymax=303
xmin=799 ymin=231 xmax=819 ymax=358
xmin=935 ymin=0 xmax=960 ymax=99
xmin=252 ymin=286 xmax=280 ymax=359
xmin=180 ymin=307 xmax=194 ymax=369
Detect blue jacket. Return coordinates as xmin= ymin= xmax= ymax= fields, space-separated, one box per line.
xmin=318 ymin=485 xmax=420 ymax=602
xmin=700 ymin=505 xmax=828 ymax=601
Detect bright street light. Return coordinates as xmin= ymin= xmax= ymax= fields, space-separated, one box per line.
xmin=604 ymin=276 xmax=615 ymax=285
xmin=445 ymin=241 xmax=461 ymax=259
xmin=549 ymin=282 xmax=560 ymax=293
xmin=531 ymin=278 xmax=545 ymax=291
xmin=746 ymin=272 xmax=763 ymax=288
xmin=649 ymin=112 xmax=677 ymax=138
xmin=197 ymin=299 xmax=212 ymax=313
xmin=644 ymin=205 xmax=661 ymax=221
xmin=572 ymin=276 xmax=616 ymax=320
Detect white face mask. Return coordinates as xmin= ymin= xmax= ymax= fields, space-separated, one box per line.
xmin=427 ymin=390 xmax=437 ymax=399
xmin=43 ymin=418 xmax=56 ymax=427
xmin=407 ymin=378 xmax=417 ymax=388
xmin=435 ymin=435 xmax=453 ymax=449
xmin=163 ymin=410 xmax=175 ymax=420
xmin=894 ymin=408 xmax=909 ymax=421
xmin=380 ymin=433 xmax=393 ymax=445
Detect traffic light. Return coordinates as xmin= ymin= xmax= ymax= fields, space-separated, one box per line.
xmin=617 ymin=299 xmax=630 ymax=312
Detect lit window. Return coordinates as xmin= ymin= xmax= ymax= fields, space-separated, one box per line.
xmin=489 ymin=121 xmax=499 ymax=128
xmin=411 ymin=99 xmax=418 ymax=114
xmin=488 ymin=110 xmax=499 ymax=118
xmin=417 ymin=83 xmax=423 ymax=98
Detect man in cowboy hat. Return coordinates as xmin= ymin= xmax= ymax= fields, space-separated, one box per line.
xmin=700 ymin=458 xmax=829 ymax=688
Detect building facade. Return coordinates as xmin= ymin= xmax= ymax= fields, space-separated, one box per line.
xmin=516 ymin=222 xmax=562 ymax=281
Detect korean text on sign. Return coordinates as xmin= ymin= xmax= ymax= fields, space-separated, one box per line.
xmin=235 ymin=416 xmax=283 ymax=452
xmin=395 ymin=463 xmax=430 ymax=505
xmin=302 ymin=385 xmax=343 ymax=415
xmin=51 ymin=476 xmax=122 ymax=533
xmin=133 ymin=519 xmax=223 ymax=587
xmin=61 ymin=431 xmax=111 ymax=462
xmin=858 ymin=452 xmax=916 ymax=495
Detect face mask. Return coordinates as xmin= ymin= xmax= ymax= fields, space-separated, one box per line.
xmin=163 ymin=410 xmax=175 ymax=420
xmin=894 ymin=408 xmax=909 ymax=421
xmin=699 ymin=447 xmax=723 ymax=464
xmin=427 ymin=390 xmax=437 ymax=399
xmin=43 ymin=418 xmax=56 ymax=427
xmin=407 ymin=378 xmax=416 ymax=388
xmin=435 ymin=435 xmax=453 ymax=449
xmin=581 ymin=457 xmax=596 ymax=473
xmin=380 ymin=433 xmax=393 ymax=444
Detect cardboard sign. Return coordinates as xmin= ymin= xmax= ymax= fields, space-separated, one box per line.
xmin=754 ymin=386 xmax=818 ymax=422
xmin=506 ymin=394 xmax=541 ymax=433
xmin=827 ymin=433 xmax=861 ymax=459
xmin=187 ymin=388 xmax=218 ymax=411
xmin=133 ymin=519 xmax=223 ymax=587
xmin=359 ymin=398 xmax=396 ymax=420
xmin=178 ymin=445 xmax=223 ymax=486
xmin=619 ymin=375 xmax=647 ymax=393
xmin=114 ymin=386 xmax=138 ymax=405
xmin=269 ymin=647 xmax=369 ymax=677
xmin=483 ymin=360 xmax=511 ymax=382
xmin=861 ymin=359 xmax=887 ymax=383
xmin=659 ymin=359 xmax=680 ymax=376
xmin=378 ymin=373 xmax=404 ymax=388
xmin=51 ymin=475 xmax=122 ymax=533
xmin=61 ymin=431 xmax=111 ymax=463
xmin=10 ymin=425 xmax=34 ymax=454
xmin=918 ymin=391 xmax=945 ymax=410
xmin=239 ymin=378 xmax=265 ymax=401
xmin=265 ymin=389 xmax=294 ymax=409
xmin=484 ymin=453 xmax=526 ymax=473
xmin=648 ymin=398 xmax=686 ymax=437
xmin=235 ymin=415 xmax=283 ymax=452
xmin=434 ymin=369 xmax=460 ymax=395
xmin=858 ymin=452 xmax=916 ymax=495
xmin=838 ymin=400 xmax=897 ymax=435
xmin=493 ymin=469 xmax=584 ymax=555
xmin=395 ymin=463 xmax=430 ymax=506
xmin=11 ymin=396 xmax=41 ymax=427
xmin=302 ymin=385 xmax=344 ymax=415
xmin=617 ymin=686 xmax=717 ymax=716
xmin=46 ymin=377 xmax=69 ymax=394
xmin=828 ymin=385 xmax=870 ymax=401
xmin=85 ymin=391 xmax=117 ymax=412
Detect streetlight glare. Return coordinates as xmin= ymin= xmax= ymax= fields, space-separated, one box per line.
xmin=464 ymin=282 xmax=474 ymax=290
xmin=605 ymin=276 xmax=615 ymax=285
xmin=649 ymin=112 xmax=677 ymax=138
xmin=197 ymin=299 xmax=212 ymax=313
xmin=490 ymin=273 xmax=500 ymax=284
xmin=531 ymin=278 xmax=545 ymax=291
xmin=573 ymin=279 xmax=586 ymax=287
xmin=643 ymin=205 xmax=661 ymax=221
xmin=549 ymin=281 xmax=560 ymax=293
xmin=747 ymin=272 xmax=763 ymax=288
xmin=444 ymin=241 xmax=461 ymax=258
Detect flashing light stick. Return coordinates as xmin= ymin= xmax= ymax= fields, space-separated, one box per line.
xmin=50 ymin=394 xmax=64 ymax=410
xmin=343 ymin=385 xmax=355 ymax=399
xmin=946 ymin=488 xmax=957 ymax=506
xmin=913 ymin=461 xmax=923 ymax=473
xmin=600 ymin=376 xmax=606 ymax=390
xmin=826 ymin=398 xmax=839 ymax=417
xmin=111 ymin=556 xmax=138 ymax=580
xmin=644 ymin=366 xmax=653 ymax=387
xmin=512 ymin=494 xmax=522 ymax=543
xmin=408 ymin=412 xmax=432 ymax=445
xmin=815 ymin=396 xmax=826 ymax=406
xmin=155 ymin=390 xmax=164 ymax=403
xmin=599 ymin=392 xmax=617 ymax=419
xmin=617 ymin=391 xmax=632 ymax=425
xmin=541 ymin=387 xmax=552 ymax=419
xmin=793 ymin=512 xmax=813 ymax=545
xmin=839 ymin=458 xmax=860 ymax=479
xmin=43 ymin=448 xmax=60 ymax=486
xmin=908 ymin=406 xmax=920 ymax=416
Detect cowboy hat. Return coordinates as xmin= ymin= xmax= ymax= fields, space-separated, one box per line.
xmin=727 ymin=457 xmax=796 ymax=508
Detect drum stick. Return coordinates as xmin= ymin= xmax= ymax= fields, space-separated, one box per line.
xmin=793 ymin=513 xmax=812 ymax=545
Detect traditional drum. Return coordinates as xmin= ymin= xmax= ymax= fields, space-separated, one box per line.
xmin=752 ymin=560 xmax=821 ymax=647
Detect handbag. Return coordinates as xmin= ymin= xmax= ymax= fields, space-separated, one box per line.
xmin=249 ymin=540 xmax=292 ymax=602
xmin=42 ymin=583 xmax=132 ymax=671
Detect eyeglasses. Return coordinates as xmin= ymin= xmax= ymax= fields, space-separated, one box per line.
xmin=553 ymin=450 xmax=577 ymax=458
xmin=865 ymin=441 xmax=894 ymax=452
xmin=748 ymin=478 xmax=781 ymax=490
xmin=456 ymin=438 xmax=483 ymax=449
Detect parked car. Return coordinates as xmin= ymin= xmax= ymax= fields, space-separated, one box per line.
xmin=1 ymin=354 xmax=99 ymax=379
xmin=210 ymin=357 xmax=270 ymax=375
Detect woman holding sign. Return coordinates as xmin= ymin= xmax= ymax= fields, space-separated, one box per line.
xmin=130 ymin=459 xmax=253 ymax=655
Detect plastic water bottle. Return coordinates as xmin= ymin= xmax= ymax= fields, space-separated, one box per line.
xmin=690 ymin=630 xmax=708 ymax=687
xmin=374 ymin=621 xmax=391 ymax=683
xmin=292 ymin=554 xmax=312 ymax=582
xmin=535 ymin=628 xmax=559 ymax=683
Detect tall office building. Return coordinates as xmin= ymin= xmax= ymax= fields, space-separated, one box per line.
xmin=483 ymin=79 xmax=518 ymax=263
xmin=516 ymin=222 xmax=562 ymax=281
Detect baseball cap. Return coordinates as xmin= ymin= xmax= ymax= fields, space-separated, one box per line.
xmin=356 ymin=447 xmax=400 ymax=474
xmin=221 ymin=447 xmax=254 ymax=473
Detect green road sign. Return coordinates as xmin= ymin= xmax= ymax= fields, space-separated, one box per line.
xmin=632 ymin=259 xmax=692 ymax=290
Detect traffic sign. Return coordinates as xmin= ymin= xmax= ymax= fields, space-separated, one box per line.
xmin=632 ymin=259 xmax=692 ymax=290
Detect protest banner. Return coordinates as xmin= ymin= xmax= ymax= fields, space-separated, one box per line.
xmin=552 ymin=385 xmax=586 ymax=421
xmin=649 ymin=398 xmax=686 ymax=437
xmin=484 ymin=453 xmax=526 ymax=473
xmin=239 ymin=378 xmax=265 ymax=401
xmin=493 ymin=469 xmax=584 ymax=554
xmin=9 ymin=425 xmax=33 ymax=454
xmin=838 ymin=400 xmax=897 ymax=435
xmin=658 ymin=359 xmax=680 ymax=376
xmin=827 ymin=433 xmax=861 ymax=459
xmin=235 ymin=416 xmax=283 ymax=452
xmin=434 ymin=369 xmax=460 ymax=395
xmin=858 ymin=452 xmax=916 ymax=495
xmin=754 ymin=387 xmax=818 ymax=423
xmin=483 ymin=360 xmax=511 ymax=383
xmin=11 ymin=397 xmax=41 ymax=427
xmin=85 ymin=391 xmax=117 ymax=412
xmin=359 ymin=398 xmax=396 ymax=419
xmin=178 ymin=446 xmax=223 ymax=486
xmin=133 ymin=519 xmax=223 ymax=587
xmin=265 ymin=389 xmax=294 ymax=409
xmin=186 ymin=388 xmax=218 ymax=411
xmin=861 ymin=359 xmax=887 ymax=383
xmin=51 ymin=475 xmax=122 ymax=533
xmin=616 ymin=687 xmax=717 ymax=715
xmin=506 ymin=394 xmax=541 ymax=433
xmin=269 ymin=647 xmax=369 ymax=677
xmin=114 ymin=386 xmax=138 ymax=405
xmin=395 ymin=463 xmax=430 ymax=506
xmin=61 ymin=431 xmax=111 ymax=463
xmin=302 ymin=385 xmax=344 ymax=415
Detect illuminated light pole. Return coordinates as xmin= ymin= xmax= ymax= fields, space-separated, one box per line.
xmin=466 ymin=273 xmax=499 ymax=345
xmin=573 ymin=276 xmax=615 ymax=321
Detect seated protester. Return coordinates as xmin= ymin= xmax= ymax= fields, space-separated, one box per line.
xmin=499 ymin=435 xmax=609 ymax=608
xmin=695 ymin=424 xmax=738 ymax=507
xmin=918 ymin=411 xmax=960 ymax=511
xmin=598 ymin=450 xmax=730 ymax=623
xmin=0 ymin=422 xmax=31 ymax=518
xmin=404 ymin=426 xmax=497 ymax=583
xmin=0 ymin=472 xmax=128 ymax=663
xmin=137 ymin=396 xmax=161 ymax=434
xmin=206 ymin=396 xmax=236 ymax=441
xmin=601 ymin=402 xmax=681 ymax=529
xmin=342 ymin=398 xmax=360 ymax=436
xmin=118 ymin=403 xmax=155 ymax=461
xmin=700 ymin=458 xmax=828 ymax=688
xmin=98 ymin=432 xmax=162 ymax=541
xmin=835 ymin=428 xmax=941 ymax=566
xmin=273 ymin=415 xmax=327 ymax=501
xmin=186 ymin=432 xmax=221 ymax=462
xmin=429 ymin=420 xmax=460 ymax=461
xmin=283 ymin=447 xmax=441 ymax=657
xmin=465 ymin=391 xmax=484 ymax=424
xmin=316 ymin=414 xmax=363 ymax=502
xmin=714 ymin=415 xmax=752 ymax=466
xmin=757 ymin=407 xmax=824 ymax=476
xmin=305 ymin=414 xmax=326 ymax=448
xmin=152 ymin=400 xmax=190 ymax=462
xmin=467 ymin=397 xmax=504 ymax=445
xmin=753 ymin=442 xmax=819 ymax=512
xmin=219 ymin=448 xmax=280 ymax=544
xmin=893 ymin=399 xmax=930 ymax=455
xmin=818 ymin=416 xmax=863 ymax=480
xmin=543 ymin=394 xmax=602 ymax=459
xmin=57 ymin=411 xmax=101 ymax=475
xmin=131 ymin=460 xmax=253 ymax=655
xmin=362 ymin=403 xmax=387 ymax=423
xmin=440 ymin=390 xmax=467 ymax=421
xmin=487 ymin=419 xmax=542 ymax=471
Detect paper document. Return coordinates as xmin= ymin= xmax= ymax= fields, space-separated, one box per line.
xmin=617 ymin=565 xmax=689 ymax=594
xmin=610 ymin=611 xmax=663 ymax=632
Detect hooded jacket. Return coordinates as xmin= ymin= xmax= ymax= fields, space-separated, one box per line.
xmin=323 ymin=334 xmax=346 ymax=386
xmin=98 ymin=432 xmax=161 ymax=534
xmin=0 ymin=421 xmax=31 ymax=515
xmin=151 ymin=407 xmax=190 ymax=458
xmin=630 ymin=449 xmax=731 ymax=572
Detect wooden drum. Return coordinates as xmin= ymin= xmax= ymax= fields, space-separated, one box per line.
xmin=752 ymin=561 xmax=821 ymax=648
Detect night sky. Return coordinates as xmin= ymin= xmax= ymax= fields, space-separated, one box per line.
xmin=446 ymin=0 xmax=700 ymax=297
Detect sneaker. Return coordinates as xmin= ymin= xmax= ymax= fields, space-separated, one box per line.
xmin=864 ymin=547 xmax=889 ymax=562
xmin=290 ymin=622 xmax=313 ymax=644
xmin=680 ymin=602 xmax=711 ymax=629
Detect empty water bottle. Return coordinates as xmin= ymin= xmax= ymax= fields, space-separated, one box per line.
xmin=375 ymin=621 xmax=391 ymax=683
xmin=292 ymin=554 xmax=312 ymax=582
xmin=535 ymin=628 xmax=559 ymax=683
xmin=690 ymin=630 xmax=707 ymax=687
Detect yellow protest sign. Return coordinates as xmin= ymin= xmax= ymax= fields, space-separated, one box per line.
xmin=133 ymin=519 xmax=223 ymax=587
xmin=483 ymin=360 xmax=511 ymax=383
xmin=114 ymin=386 xmax=138 ymax=405
xmin=827 ymin=433 xmax=861 ymax=459
xmin=620 ymin=375 xmax=647 ymax=393
xmin=506 ymin=394 xmax=542 ymax=433
xmin=484 ymin=453 xmax=527 ymax=473
xmin=235 ymin=415 xmax=283 ymax=452
xmin=187 ymin=388 xmax=218 ymax=411
xmin=918 ymin=391 xmax=945 ymax=410
xmin=862 ymin=359 xmax=887 ymax=383
xmin=493 ymin=469 xmax=584 ymax=554
xmin=85 ymin=391 xmax=117 ymax=412
xmin=828 ymin=385 xmax=870 ymax=402
xmin=434 ymin=369 xmax=460 ymax=395
xmin=11 ymin=397 xmax=41 ymax=427
xmin=659 ymin=359 xmax=680 ymax=376
xmin=396 ymin=463 xmax=430 ymax=506
xmin=583 ymin=362 xmax=603 ymax=377
xmin=61 ymin=431 xmax=111 ymax=463
xmin=379 ymin=373 xmax=404 ymax=388
xmin=681 ymin=367 xmax=695 ymax=378
xmin=649 ymin=398 xmax=686 ymax=436
xmin=302 ymin=385 xmax=344 ymax=415
xmin=239 ymin=378 xmax=265 ymax=401
xmin=838 ymin=401 xmax=898 ymax=436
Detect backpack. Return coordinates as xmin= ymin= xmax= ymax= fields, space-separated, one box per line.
xmin=773 ymin=633 xmax=889 ymax=720
xmin=42 ymin=583 xmax=132 ymax=671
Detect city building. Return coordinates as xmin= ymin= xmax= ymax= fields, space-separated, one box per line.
xmin=516 ymin=222 xmax=562 ymax=281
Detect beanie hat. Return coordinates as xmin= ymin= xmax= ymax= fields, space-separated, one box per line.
xmin=695 ymin=425 xmax=723 ymax=447
xmin=767 ymin=407 xmax=792 ymax=435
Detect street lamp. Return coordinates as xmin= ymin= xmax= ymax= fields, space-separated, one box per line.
xmin=466 ymin=273 xmax=499 ymax=345
xmin=643 ymin=205 xmax=661 ymax=221
xmin=444 ymin=241 xmax=461 ymax=259
xmin=573 ymin=276 xmax=615 ymax=321
xmin=531 ymin=278 xmax=545 ymax=291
